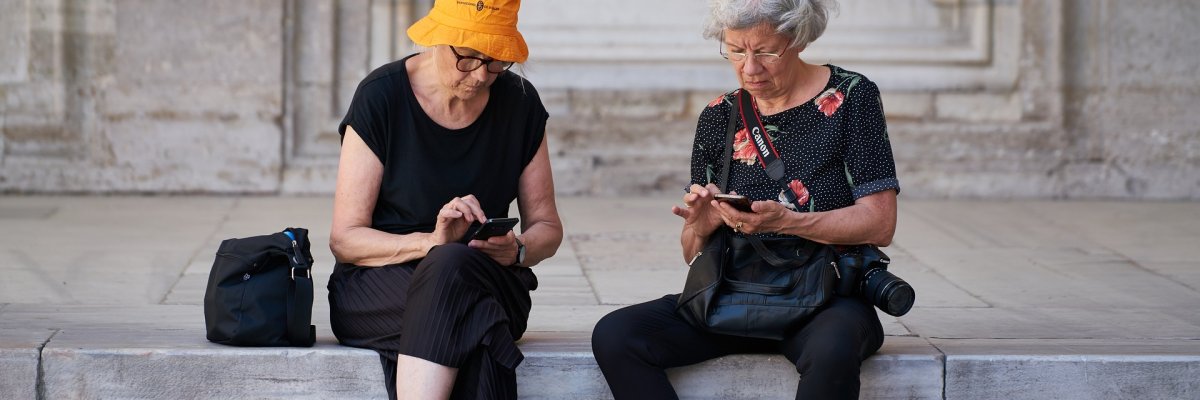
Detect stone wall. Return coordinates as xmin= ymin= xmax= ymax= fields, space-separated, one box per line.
xmin=0 ymin=0 xmax=1196 ymax=198
xmin=1060 ymin=0 xmax=1200 ymax=199
xmin=0 ymin=0 xmax=286 ymax=192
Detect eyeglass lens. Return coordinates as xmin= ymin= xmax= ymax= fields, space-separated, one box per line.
xmin=451 ymin=46 xmax=513 ymax=73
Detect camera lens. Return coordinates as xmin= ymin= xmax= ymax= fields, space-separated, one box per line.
xmin=862 ymin=268 xmax=915 ymax=317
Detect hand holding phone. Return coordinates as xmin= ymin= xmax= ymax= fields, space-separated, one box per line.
xmin=458 ymin=217 xmax=519 ymax=244
xmin=714 ymin=193 xmax=754 ymax=213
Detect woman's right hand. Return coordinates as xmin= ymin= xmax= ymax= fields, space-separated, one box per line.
xmin=431 ymin=194 xmax=488 ymax=246
xmin=671 ymin=183 xmax=724 ymax=238
xmin=673 ymin=184 xmax=726 ymax=262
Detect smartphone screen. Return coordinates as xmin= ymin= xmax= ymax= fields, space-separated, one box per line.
xmin=714 ymin=194 xmax=754 ymax=212
xmin=458 ymin=217 xmax=519 ymax=244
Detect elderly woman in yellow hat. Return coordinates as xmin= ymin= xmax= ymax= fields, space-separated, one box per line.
xmin=326 ymin=0 xmax=562 ymax=398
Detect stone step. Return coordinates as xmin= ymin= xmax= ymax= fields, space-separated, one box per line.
xmin=10 ymin=329 xmax=1199 ymax=399
xmin=30 ymin=331 xmax=941 ymax=400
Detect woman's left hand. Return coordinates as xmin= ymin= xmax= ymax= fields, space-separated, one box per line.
xmin=711 ymin=198 xmax=793 ymax=235
xmin=468 ymin=231 xmax=520 ymax=266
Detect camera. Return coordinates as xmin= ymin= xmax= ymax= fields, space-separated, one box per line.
xmin=835 ymin=246 xmax=915 ymax=317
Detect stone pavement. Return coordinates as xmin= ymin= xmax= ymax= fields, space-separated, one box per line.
xmin=1 ymin=195 xmax=1199 ymax=399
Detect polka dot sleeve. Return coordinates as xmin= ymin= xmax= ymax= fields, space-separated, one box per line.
xmin=842 ymin=79 xmax=900 ymax=199
xmin=689 ymin=93 xmax=735 ymax=188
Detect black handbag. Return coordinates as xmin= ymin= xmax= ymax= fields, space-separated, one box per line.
xmin=204 ymin=227 xmax=316 ymax=347
xmin=675 ymin=89 xmax=837 ymax=340
xmin=677 ymin=228 xmax=837 ymax=340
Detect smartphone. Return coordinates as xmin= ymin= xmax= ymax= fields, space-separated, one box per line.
xmin=458 ymin=217 xmax=519 ymax=244
xmin=714 ymin=193 xmax=754 ymax=212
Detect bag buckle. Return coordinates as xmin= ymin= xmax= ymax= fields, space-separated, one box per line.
xmin=285 ymin=230 xmax=310 ymax=280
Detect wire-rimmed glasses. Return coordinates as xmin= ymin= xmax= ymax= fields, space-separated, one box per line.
xmin=720 ymin=45 xmax=785 ymax=65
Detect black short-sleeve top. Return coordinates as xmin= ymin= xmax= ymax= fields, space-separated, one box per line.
xmin=690 ymin=65 xmax=899 ymax=214
xmin=339 ymin=54 xmax=548 ymax=235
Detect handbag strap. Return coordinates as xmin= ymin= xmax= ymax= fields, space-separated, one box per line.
xmin=746 ymin=234 xmax=800 ymax=267
xmin=719 ymin=92 xmax=738 ymax=192
xmin=283 ymin=230 xmax=315 ymax=346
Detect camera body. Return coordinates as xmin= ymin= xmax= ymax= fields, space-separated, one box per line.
xmin=834 ymin=245 xmax=915 ymax=317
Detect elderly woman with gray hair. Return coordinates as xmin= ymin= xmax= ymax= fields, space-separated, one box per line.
xmin=591 ymin=0 xmax=898 ymax=398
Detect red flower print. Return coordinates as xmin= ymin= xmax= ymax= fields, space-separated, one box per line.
xmin=788 ymin=179 xmax=810 ymax=206
xmin=814 ymin=88 xmax=844 ymax=117
xmin=731 ymin=128 xmax=758 ymax=165
xmin=707 ymin=95 xmax=725 ymax=108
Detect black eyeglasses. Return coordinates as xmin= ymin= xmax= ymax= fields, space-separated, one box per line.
xmin=449 ymin=46 xmax=514 ymax=74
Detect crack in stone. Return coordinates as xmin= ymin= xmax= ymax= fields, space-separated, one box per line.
xmin=35 ymin=329 xmax=61 ymax=400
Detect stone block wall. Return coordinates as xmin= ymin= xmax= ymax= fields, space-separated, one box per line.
xmin=1059 ymin=0 xmax=1200 ymax=199
xmin=1 ymin=0 xmax=285 ymax=192
xmin=1 ymin=0 xmax=1196 ymax=199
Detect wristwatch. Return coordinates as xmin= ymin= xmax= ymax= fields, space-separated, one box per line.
xmin=514 ymin=236 xmax=527 ymax=266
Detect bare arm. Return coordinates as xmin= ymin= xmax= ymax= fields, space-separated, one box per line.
xmin=780 ymin=189 xmax=896 ymax=246
xmin=467 ymin=136 xmax=563 ymax=267
xmin=514 ymin=138 xmax=564 ymax=266
xmin=329 ymin=126 xmax=477 ymax=266
xmin=709 ymin=189 xmax=898 ymax=247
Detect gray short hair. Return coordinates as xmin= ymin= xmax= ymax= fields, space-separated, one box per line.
xmin=703 ymin=0 xmax=838 ymax=50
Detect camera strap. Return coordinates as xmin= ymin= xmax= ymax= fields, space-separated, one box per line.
xmin=717 ymin=89 xmax=809 ymax=264
xmin=733 ymin=89 xmax=803 ymax=208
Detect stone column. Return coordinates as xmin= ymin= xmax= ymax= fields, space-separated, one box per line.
xmin=280 ymin=0 xmax=425 ymax=193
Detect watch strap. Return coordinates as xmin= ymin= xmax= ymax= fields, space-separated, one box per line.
xmin=514 ymin=236 xmax=526 ymax=266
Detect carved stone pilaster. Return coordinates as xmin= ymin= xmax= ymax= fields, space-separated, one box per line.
xmin=280 ymin=0 xmax=424 ymax=193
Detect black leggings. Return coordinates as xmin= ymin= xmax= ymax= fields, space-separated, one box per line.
xmin=591 ymin=295 xmax=883 ymax=400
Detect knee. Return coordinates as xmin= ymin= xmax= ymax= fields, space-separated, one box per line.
xmin=591 ymin=310 xmax=645 ymax=365
xmin=793 ymin=332 xmax=867 ymax=377
xmin=591 ymin=312 xmax=626 ymax=360
xmin=424 ymin=242 xmax=477 ymax=266
xmin=415 ymin=243 xmax=485 ymax=282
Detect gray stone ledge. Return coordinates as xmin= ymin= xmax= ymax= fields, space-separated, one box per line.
xmin=9 ymin=330 xmax=1200 ymax=399
xmin=934 ymin=339 xmax=1200 ymax=400
xmin=31 ymin=329 xmax=940 ymax=400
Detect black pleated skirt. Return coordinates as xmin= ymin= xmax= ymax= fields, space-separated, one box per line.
xmin=328 ymin=243 xmax=538 ymax=400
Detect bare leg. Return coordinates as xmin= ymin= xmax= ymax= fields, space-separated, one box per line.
xmin=395 ymin=354 xmax=457 ymax=400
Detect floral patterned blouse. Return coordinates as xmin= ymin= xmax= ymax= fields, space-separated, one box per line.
xmin=690 ymin=65 xmax=899 ymax=216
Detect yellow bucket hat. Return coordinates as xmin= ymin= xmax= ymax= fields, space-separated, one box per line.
xmin=407 ymin=0 xmax=529 ymax=63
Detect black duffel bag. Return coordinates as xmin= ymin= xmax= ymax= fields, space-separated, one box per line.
xmin=204 ymin=227 xmax=315 ymax=347
xmin=676 ymin=228 xmax=837 ymax=340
